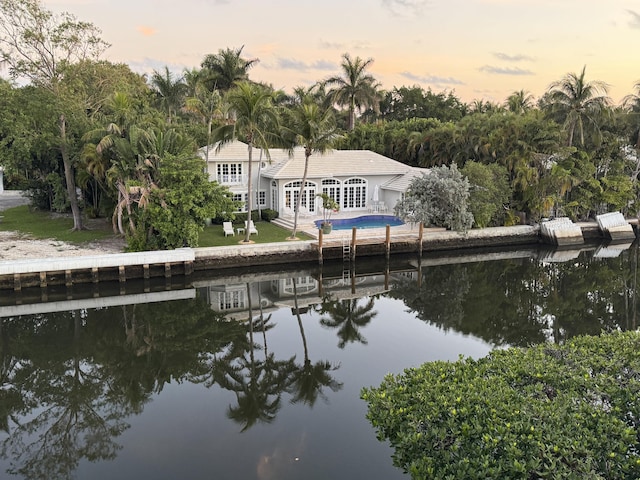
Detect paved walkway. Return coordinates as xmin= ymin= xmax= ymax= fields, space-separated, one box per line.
xmin=0 ymin=191 xmax=29 ymax=212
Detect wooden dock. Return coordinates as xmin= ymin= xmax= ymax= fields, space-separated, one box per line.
xmin=0 ymin=248 xmax=195 ymax=291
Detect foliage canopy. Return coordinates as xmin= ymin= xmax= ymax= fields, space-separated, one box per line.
xmin=362 ymin=331 xmax=640 ymax=479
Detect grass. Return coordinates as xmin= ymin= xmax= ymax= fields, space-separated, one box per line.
xmin=199 ymin=221 xmax=313 ymax=246
xmin=0 ymin=205 xmax=113 ymax=243
xmin=0 ymin=205 xmax=313 ymax=247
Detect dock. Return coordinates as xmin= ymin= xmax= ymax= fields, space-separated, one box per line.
xmin=0 ymin=219 xmax=636 ymax=291
xmin=0 ymin=248 xmax=194 ymax=291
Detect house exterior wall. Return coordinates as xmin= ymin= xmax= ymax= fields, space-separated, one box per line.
xmin=201 ymin=142 xmax=418 ymax=216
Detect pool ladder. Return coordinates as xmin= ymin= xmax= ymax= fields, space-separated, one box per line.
xmin=342 ymin=240 xmax=351 ymax=282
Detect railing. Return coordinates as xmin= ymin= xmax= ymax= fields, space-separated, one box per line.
xmin=216 ymin=174 xmax=247 ymax=185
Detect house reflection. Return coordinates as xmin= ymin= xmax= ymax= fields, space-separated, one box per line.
xmin=196 ymin=268 xmax=418 ymax=319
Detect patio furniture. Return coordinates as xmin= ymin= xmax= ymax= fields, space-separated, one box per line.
xmin=245 ymin=220 xmax=259 ymax=235
xmin=223 ymin=222 xmax=235 ymax=237
xmin=298 ymin=206 xmax=311 ymax=217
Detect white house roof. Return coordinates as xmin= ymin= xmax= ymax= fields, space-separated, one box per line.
xmin=199 ymin=141 xmax=257 ymax=162
xmin=261 ymin=147 xmax=412 ymax=180
xmin=201 ymin=140 xmax=431 ymax=194
xmin=382 ymin=167 xmax=430 ymax=192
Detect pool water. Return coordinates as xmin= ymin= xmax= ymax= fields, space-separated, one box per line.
xmin=315 ymin=215 xmax=404 ymax=230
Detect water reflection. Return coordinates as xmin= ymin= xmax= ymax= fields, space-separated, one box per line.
xmin=0 ymin=242 xmax=638 ymax=479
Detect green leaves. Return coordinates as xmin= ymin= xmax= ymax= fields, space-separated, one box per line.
xmin=362 ymin=331 xmax=640 ymax=479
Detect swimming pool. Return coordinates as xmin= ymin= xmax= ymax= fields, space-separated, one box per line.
xmin=315 ymin=215 xmax=404 ymax=230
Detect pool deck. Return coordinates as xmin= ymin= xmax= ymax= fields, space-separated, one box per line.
xmin=273 ymin=210 xmax=413 ymax=239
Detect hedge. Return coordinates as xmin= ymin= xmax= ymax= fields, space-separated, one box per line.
xmin=361 ymin=331 xmax=640 ymax=479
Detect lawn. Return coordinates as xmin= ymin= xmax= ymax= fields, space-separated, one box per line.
xmin=0 ymin=205 xmax=313 ymax=247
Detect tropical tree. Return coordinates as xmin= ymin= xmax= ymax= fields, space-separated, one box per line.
xmin=200 ymin=46 xmax=259 ymax=92
xmin=623 ymin=80 xmax=640 ymax=149
xmin=282 ymin=97 xmax=339 ymax=239
xmin=325 ymin=53 xmax=381 ymax=131
xmin=544 ymin=66 xmax=611 ymax=147
xmin=460 ymin=161 xmax=511 ymax=227
xmin=149 ymin=66 xmax=187 ymax=124
xmin=185 ymin=83 xmax=224 ymax=172
xmin=318 ymin=295 xmax=377 ymax=349
xmin=213 ymin=81 xmax=279 ymax=243
xmin=288 ymin=280 xmax=342 ymax=406
xmin=396 ymin=164 xmax=474 ymax=231
xmin=0 ymin=0 xmax=110 ymax=230
xmin=505 ymin=89 xmax=534 ymax=114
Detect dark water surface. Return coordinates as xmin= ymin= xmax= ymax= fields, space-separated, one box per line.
xmin=0 ymin=241 xmax=637 ymax=479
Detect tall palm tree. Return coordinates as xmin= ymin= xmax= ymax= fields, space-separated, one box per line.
xmin=185 ymin=83 xmax=223 ymax=173
xmin=318 ymin=295 xmax=377 ymax=349
xmin=288 ymin=280 xmax=342 ymax=406
xmin=283 ymin=97 xmax=339 ymax=239
xmin=545 ymin=66 xmax=611 ymax=147
xmin=149 ymin=66 xmax=187 ymax=124
xmin=200 ymin=46 xmax=259 ymax=92
xmin=325 ymin=53 xmax=381 ymax=131
xmin=213 ymin=81 xmax=279 ymax=243
xmin=623 ymin=80 xmax=640 ymax=149
xmin=505 ymin=90 xmax=534 ymax=114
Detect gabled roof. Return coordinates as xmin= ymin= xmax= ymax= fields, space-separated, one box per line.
xmin=200 ymin=140 xmax=431 ymax=193
xmin=199 ymin=141 xmax=259 ymax=162
xmin=382 ymin=167 xmax=430 ymax=192
xmin=261 ymin=148 xmax=412 ymax=180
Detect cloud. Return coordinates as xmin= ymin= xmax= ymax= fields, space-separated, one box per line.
xmin=400 ymin=71 xmax=464 ymax=86
xmin=270 ymin=58 xmax=336 ymax=72
xmin=478 ymin=65 xmax=534 ymax=75
xmin=381 ymin=0 xmax=431 ymax=16
xmin=628 ymin=10 xmax=640 ymax=29
xmin=319 ymin=39 xmax=345 ymax=50
xmin=493 ymin=52 xmax=535 ymax=62
xmin=136 ymin=26 xmax=157 ymax=37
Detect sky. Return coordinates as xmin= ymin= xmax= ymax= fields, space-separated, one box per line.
xmin=36 ymin=0 xmax=640 ymax=105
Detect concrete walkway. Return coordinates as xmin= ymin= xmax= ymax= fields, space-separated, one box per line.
xmin=0 ymin=191 xmax=29 ymax=212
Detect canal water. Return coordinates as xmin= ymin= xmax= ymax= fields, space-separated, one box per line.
xmin=0 ymin=241 xmax=637 ymax=479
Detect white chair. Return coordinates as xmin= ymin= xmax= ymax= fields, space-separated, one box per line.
xmin=282 ymin=206 xmax=294 ymax=217
xmin=245 ymin=220 xmax=259 ymax=235
xmin=223 ymin=222 xmax=235 ymax=237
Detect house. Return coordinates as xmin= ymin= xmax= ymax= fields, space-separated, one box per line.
xmin=199 ymin=140 xmax=429 ymax=216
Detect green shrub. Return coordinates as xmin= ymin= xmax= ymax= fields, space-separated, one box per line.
xmin=260 ymin=208 xmax=278 ymax=222
xmin=362 ymin=331 xmax=640 ymax=479
xmin=233 ymin=210 xmax=261 ymax=223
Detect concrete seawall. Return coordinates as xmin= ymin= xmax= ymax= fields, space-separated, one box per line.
xmin=0 ymin=221 xmax=630 ymax=290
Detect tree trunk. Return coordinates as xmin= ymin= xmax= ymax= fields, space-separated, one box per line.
xmin=290 ymin=151 xmax=311 ymax=239
xmin=59 ymin=115 xmax=84 ymax=230
xmin=244 ymin=142 xmax=253 ymax=243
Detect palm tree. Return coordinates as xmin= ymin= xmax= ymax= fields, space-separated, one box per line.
xmin=149 ymin=66 xmax=187 ymax=124
xmin=318 ymin=295 xmax=377 ymax=349
xmin=288 ymin=279 xmax=342 ymax=406
xmin=213 ymin=82 xmax=279 ymax=243
xmin=283 ymin=97 xmax=339 ymax=239
xmin=623 ymin=80 xmax=640 ymax=149
xmin=185 ymin=83 xmax=223 ymax=173
xmin=200 ymin=46 xmax=259 ymax=92
xmin=505 ymin=90 xmax=534 ymax=114
xmin=545 ymin=66 xmax=611 ymax=147
xmin=325 ymin=53 xmax=381 ymax=130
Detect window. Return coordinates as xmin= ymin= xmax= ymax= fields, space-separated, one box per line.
xmin=217 ymin=290 xmax=245 ymax=310
xmin=256 ymin=190 xmax=266 ymax=207
xmin=216 ymin=163 xmax=243 ymax=184
xmin=321 ymin=179 xmax=341 ymax=206
xmin=283 ymin=181 xmax=317 ymax=212
xmin=343 ymin=178 xmax=367 ymax=209
xmin=233 ymin=193 xmax=246 ymax=212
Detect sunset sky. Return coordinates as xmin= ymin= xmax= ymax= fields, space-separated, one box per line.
xmin=39 ymin=0 xmax=640 ymax=105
